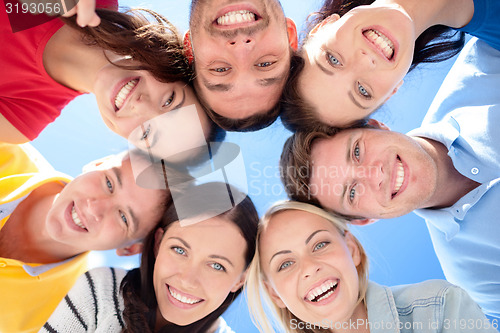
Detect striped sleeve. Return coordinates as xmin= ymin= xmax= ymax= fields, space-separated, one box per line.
xmin=39 ymin=267 xmax=127 ymax=333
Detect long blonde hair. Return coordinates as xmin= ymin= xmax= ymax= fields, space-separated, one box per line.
xmin=246 ymin=201 xmax=369 ymax=333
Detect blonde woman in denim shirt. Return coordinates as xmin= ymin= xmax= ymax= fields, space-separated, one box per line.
xmin=246 ymin=201 xmax=498 ymax=333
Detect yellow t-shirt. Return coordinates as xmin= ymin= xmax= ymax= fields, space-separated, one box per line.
xmin=0 ymin=143 xmax=89 ymax=333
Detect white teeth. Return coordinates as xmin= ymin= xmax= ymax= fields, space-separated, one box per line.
xmin=216 ymin=10 xmax=256 ymax=25
xmin=71 ymin=206 xmax=86 ymax=230
xmin=393 ymin=160 xmax=404 ymax=195
xmin=169 ymin=287 xmax=201 ymax=305
xmin=114 ymin=79 xmax=138 ymax=110
xmin=364 ymin=29 xmax=394 ymax=60
xmin=306 ymin=280 xmax=338 ymax=301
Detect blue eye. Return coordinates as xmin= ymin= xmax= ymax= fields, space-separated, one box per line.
xmin=211 ymin=262 xmax=226 ymax=272
xmin=358 ymin=83 xmax=370 ymax=98
xmin=141 ymin=125 xmax=151 ymax=141
xmin=120 ymin=212 xmax=128 ymax=226
xmin=314 ymin=242 xmax=328 ymax=251
xmin=163 ymin=91 xmax=175 ymax=107
xmin=278 ymin=261 xmax=293 ymax=271
xmin=172 ymin=247 xmax=185 ymax=255
xmin=354 ymin=144 xmax=360 ymax=160
xmin=106 ymin=177 xmax=113 ymax=192
xmin=213 ymin=67 xmax=230 ymax=73
xmin=349 ymin=187 xmax=356 ymax=202
xmin=326 ymin=53 xmax=341 ymax=66
xmin=256 ymin=61 xmax=273 ymax=67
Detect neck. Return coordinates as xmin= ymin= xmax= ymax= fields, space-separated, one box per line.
xmin=0 ymin=182 xmax=79 ymax=264
xmin=332 ymin=302 xmax=369 ymax=333
xmin=416 ymin=138 xmax=480 ymax=209
xmin=374 ymin=0 xmax=474 ymax=37
xmin=43 ymin=24 xmax=113 ymax=93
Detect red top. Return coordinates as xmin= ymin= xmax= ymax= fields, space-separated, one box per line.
xmin=0 ymin=0 xmax=117 ymax=140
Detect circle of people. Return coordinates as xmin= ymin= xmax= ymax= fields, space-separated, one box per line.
xmin=1 ymin=0 xmax=499 ymax=332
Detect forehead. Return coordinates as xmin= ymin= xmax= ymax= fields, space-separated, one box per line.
xmin=261 ymin=210 xmax=334 ymax=249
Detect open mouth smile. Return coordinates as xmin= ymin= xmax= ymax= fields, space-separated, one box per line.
xmin=69 ymin=203 xmax=88 ymax=232
xmin=216 ymin=10 xmax=257 ymax=25
xmin=391 ymin=156 xmax=405 ymax=198
xmin=167 ymin=285 xmax=204 ymax=306
xmin=305 ymin=279 xmax=339 ymax=303
xmin=363 ymin=28 xmax=395 ymax=60
xmin=114 ymin=78 xmax=139 ymax=111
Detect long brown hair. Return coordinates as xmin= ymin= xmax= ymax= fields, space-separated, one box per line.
xmin=63 ymin=8 xmax=193 ymax=84
xmin=120 ymin=182 xmax=259 ymax=333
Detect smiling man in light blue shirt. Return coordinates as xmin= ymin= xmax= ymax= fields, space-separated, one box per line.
xmin=282 ymin=37 xmax=500 ymax=326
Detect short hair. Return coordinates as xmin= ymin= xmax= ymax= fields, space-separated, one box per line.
xmin=280 ymin=122 xmax=371 ymax=208
xmin=246 ymin=200 xmax=369 ymax=333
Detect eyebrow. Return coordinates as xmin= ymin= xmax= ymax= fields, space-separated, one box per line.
xmin=203 ymin=70 xmax=287 ymax=92
xmin=172 ymin=89 xmax=186 ymax=111
xmin=316 ymin=59 xmax=370 ymax=111
xmin=305 ymin=230 xmax=328 ymax=244
xmin=169 ymin=237 xmax=234 ymax=267
xmin=348 ymin=91 xmax=370 ymax=110
xmin=316 ymin=62 xmax=334 ymax=76
xmin=340 ymin=134 xmax=355 ymax=210
xmin=269 ymin=229 xmax=329 ymax=264
xmin=209 ymin=254 xmax=234 ymax=268
xmin=112 ymin=167 xmax=138 ymax=233
xmin=203 ymin=79 xmax=233 ymax=92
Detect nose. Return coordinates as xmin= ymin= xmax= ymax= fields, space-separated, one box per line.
xmin=361 ymin=160 xmax=384 ymax=190
xmin=86 ymin=197 xmax=110 ymax=222
xmin=357 ymin=49 xmax=376 ymax=69
xmin=302 ymin=257 xmax=322 ymax=279
xmin=178 ymin=265 xmax=200 ymax=290
xmin=227 ymin=36 xmax=255 ymax=57
xmin=129 ymin=93 xmax=157 ymax=116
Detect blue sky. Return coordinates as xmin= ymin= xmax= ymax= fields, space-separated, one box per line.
xmin=31 ymin=1 xmax=463 ymax=331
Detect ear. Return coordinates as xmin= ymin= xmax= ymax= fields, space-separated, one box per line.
xmin=263 ymin=280 xmax=287 ymax=309
xmin=349 ymin=218 xmax=379 ymax=226
xmin=230 ymin=269 xmax=248 ymax=293
xmin=116 ymin=242 xmax=143 ymax=257
xmin=344 ymin=231 xmax=361 ymax=266
xmin=183 ymin=30 xmax=194 ymax=65
xmin=383 ymin=80 xmax=404 ymax=103
xmin=309 ymin=13 xmax=340 ymax=36
xmin=153 ymin=228 xmax=165 ymax=257
xmin=286 ymin=18 xmax=298 ymax=51
xmin=366 ymin=118 xmax=390 ymax=131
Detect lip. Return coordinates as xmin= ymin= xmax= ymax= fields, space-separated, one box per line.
xmin=212 ymin=3 xmax=262 ymax=29
xmin=65 ymin=202 xmax=88 ymax=233
xmin=303 ymin=278 xmax=340 ymax=306
xmin=111 ymin=77 xmax=140 ymax=113
xmin=166 ymin=284 xmax=204 ymax=310
xmin=362 ymin=25 xmax=398 ymax=63
xmin=390 ymin=155 xmax=408 ymax=200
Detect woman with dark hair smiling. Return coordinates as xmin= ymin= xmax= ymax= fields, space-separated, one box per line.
xmin=41 ymin=182 xmax=259 ymax=333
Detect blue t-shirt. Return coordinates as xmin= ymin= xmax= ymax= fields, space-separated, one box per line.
xmin=458 ymin=0 xmax=500 ymax=51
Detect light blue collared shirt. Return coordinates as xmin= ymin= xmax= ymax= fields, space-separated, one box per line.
xmin=366 ymin=280 xmax=498 ymax=332
xmin=408 ymin=38 xmax=500 ymax=322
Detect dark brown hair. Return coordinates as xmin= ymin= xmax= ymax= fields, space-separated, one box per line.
xmin=279 ymin=0 xmax=465 ymax=133
xmin=121 ymin=182 xmax=259 ymax=333
xmin=280 ymin=122 xmax=372 ymax=207
xmin=63 ymin=8 xmax=193 ymax=84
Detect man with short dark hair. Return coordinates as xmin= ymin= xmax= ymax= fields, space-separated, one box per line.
xmin=186 ymin=0 xmax=298 ymax=131
xmin=0 ymin=143 xmax=169 ymax=333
